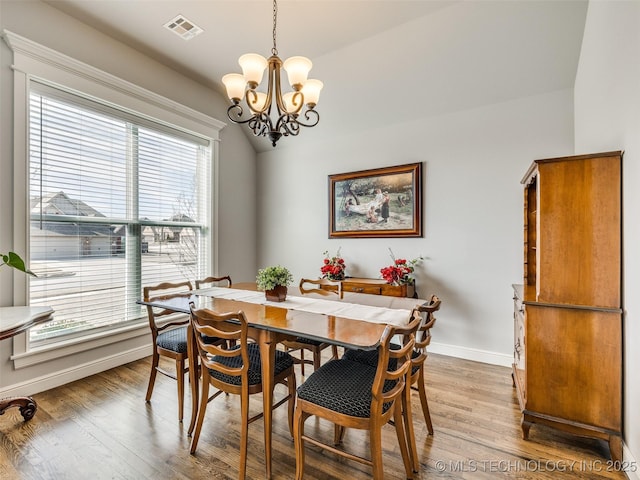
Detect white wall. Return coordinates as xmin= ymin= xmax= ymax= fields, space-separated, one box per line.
xmin=257 ymin=89 xmax=574 ymax=364
xmin=574 ymin=0 xmax=640 ymax=469
xmin=0 ymin=1 xmax=256 ymax=391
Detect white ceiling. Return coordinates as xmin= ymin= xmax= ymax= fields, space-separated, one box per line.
xmin=43 ymin=0 xmax=589 ymax=152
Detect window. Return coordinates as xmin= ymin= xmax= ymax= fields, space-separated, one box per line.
xmin=28 ymin=83 xmax=212 ymax=343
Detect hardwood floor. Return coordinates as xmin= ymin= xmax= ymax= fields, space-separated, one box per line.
xmin=0 ymin=353 xmax=628 ymax=479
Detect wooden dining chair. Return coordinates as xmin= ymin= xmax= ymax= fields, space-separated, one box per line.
xmin=143 ymin=280 xmax=221 ymax=423
xmin=293 ymin=314 xmax=421 ymax=480
xmin=280 ymin=278 xmax=342 ymax=375
xmin=298 ymin=277 xmax=343 ymax=299
xmin=185 ymin=275 xmax=234 ymax=431
xmin=342 ymin=294 xmax=442 ymax=471
xmin=194 ymin=275 xmax=232 ymax=289
xmin=188 ymin=304 xmax=297 ymax=479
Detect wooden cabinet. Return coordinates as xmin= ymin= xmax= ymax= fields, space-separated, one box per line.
xmin=513 ymin=151 xmax=622 ymax=461
xmin=321 ymin=278 xmax=416 ymax=298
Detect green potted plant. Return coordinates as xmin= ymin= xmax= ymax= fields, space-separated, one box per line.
xmin=256 ymin=265 xmax=293 ymax=302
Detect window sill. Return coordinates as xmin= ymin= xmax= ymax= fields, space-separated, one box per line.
xmin=11 ymin=322 xmax=151 ymax=369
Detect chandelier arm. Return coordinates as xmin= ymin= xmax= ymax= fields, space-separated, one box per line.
xmin=254 ymin=112 xmax=276 ymax=137
xmin=270 ymin=56 xmax=287 ymax=117
xmin=284 ymin=91 xmax=304 ymax=115
xmin=245 ymin=90 xmax=267 ymax=115
xmin=227 ymin=104 xmax=258 ymax=125
xmin=293 ymin=109 xmax=320 ymax=128
xmin=275 ymin=114 xmax=301 ymax=137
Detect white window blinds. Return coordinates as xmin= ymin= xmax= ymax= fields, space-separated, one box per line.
xmin=28 ymin=82 xmax=211 ymax=343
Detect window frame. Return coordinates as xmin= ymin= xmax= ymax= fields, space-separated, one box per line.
xmin=5 ymin=30 xmax=225 ymax=368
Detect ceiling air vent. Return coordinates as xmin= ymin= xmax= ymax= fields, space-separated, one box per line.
xmin=164 ymin=15 xmax=203 ymax=40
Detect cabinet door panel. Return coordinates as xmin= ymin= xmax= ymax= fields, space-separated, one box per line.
xmin=536 ymin=157 xmax=620 ymax=308
xmin=525 ymin=305 xmax=621 ymax=431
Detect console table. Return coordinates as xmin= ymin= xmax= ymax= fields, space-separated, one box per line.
xmin=0 ymin=306 xmax=54 ymax=420
xmin=321 ymin=277 xmax=416 ymax=298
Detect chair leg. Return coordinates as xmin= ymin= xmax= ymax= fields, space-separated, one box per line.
xmin=293 ymin=407 xmax=309 ymax=480
xmin=176 ymin=357 xmax=185 ymax=423
xmin=370 ymin=421 xmax=385 ymax=479
xmin=287 ymin=373 xmax=297 ymax=436
xmin=331 ymin=345 xmax=339 ymax=359
xmin=188 ymin=360 xmax=200 ymax=436
xmin=403 ymin=381 xmax=419 ymax=472
xmin=333 ymin=425 xmax=345 ymax=445
xmin=416 ymin=367 xmax=434 ymax=435
xmin=190 ymin=377 xmax=210 ymax=454
xmin=299 ymin=349 xmax=306 ymax=375
xmin=239 ymin=384 xmax=249 ymax=480
xmin=145 ymin=349 xmax=159 ymax=402
xmin=312 ymin=348 xmax=321 ymax=372
xmin=393 ymin=401 xmax=414 ymax=479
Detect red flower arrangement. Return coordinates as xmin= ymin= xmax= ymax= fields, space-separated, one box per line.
xmin=380 ymin=249 xmax=423 ymax=285
xmin=321 ymin=248 xmax=346 ymax=281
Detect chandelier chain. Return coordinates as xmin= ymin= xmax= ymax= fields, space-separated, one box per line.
xmin=272 ymin=0 xmax=278 ymax=56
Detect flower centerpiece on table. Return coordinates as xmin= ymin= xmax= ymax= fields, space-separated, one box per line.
xmin=380 ymin=248 xmax=423 ymax=286
xmin=320 ymin=248 xmax=346 ymax=281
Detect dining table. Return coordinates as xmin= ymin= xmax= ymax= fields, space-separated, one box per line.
xmin=138 ymin=281 xmax=426 ymax=479
xmin=0 ymin=306 xmax=55 ymax=420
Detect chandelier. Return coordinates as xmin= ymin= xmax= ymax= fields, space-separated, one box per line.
xmin=222 ymin=0 xmax=323 ymax=147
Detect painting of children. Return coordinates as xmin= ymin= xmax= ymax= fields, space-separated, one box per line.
xmin=329 ymin=163 xmax=422 ymax=238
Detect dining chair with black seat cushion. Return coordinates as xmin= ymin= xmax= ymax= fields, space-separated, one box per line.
xmin=194 ymin=275 xmax=232 ymax=289
xmin=280 ymin=278 xmax=342 ymax=375
xmin=186 ymin=275 xmax=234 ymax=432
xmin=188 ymin=304 xmax=297 ymax=479
xmin=293 ymin=314 xmax=421 ymax=480
xmin=342 ymin=294 xmax=442 ymax=471
xmin=144 ymin=280 xmax=224 ymax=423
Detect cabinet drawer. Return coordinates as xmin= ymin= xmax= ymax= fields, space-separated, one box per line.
xmin=343 ymin=284 xmax=382 ymax=295
xmin=319 ymin=277 xmax=412 ymax=297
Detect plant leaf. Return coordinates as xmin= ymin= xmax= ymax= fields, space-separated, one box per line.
xmin=3 ymin=252 xmax=37 ymax=276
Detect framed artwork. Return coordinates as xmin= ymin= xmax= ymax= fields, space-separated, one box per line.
xmin=328 ymin=162 xmax=422 ymax=238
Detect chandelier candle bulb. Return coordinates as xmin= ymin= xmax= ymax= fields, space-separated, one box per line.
xmin=238 ymin=53 xmax=268 ymax=87
xmin=222 ymin=73 xmax=247 ymax=103
xmin=301 ymin=79 xmax=323 ymax=107
xmin=282 ymin=56 xmax=313 ymax=89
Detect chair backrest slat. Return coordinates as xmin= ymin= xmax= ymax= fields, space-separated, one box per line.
xmin=299 ymin=278 xmax=343 ymax=299
xmin=195 ymin=276 xmax=233 ymax=289
xmin=372 ymin=314 xmax=421 ymax=406
xmin=143 ymin=281 xmax=194 ymax=335
xmin=189 ymin=304 xmax=249 ymax=379
xmin=411 ymin=295 xmax=441 ymax=360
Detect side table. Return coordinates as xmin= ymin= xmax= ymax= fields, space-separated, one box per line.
xmin=320 ymin=277 xmax=417 ymax=298
xmin=0 ymin=306 xmax=54 ymax=420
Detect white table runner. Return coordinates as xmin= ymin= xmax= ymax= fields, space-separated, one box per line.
xmin=194 ymin=287 xmax=413 ymax=327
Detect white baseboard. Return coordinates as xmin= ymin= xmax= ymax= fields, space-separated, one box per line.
xmin=429 ymin=341 xmax=513 ymax=367
xmin=0 ymin=345 xmax=150 ymax=397
xmin=623 ymin=443 xmax=640 ymax=480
